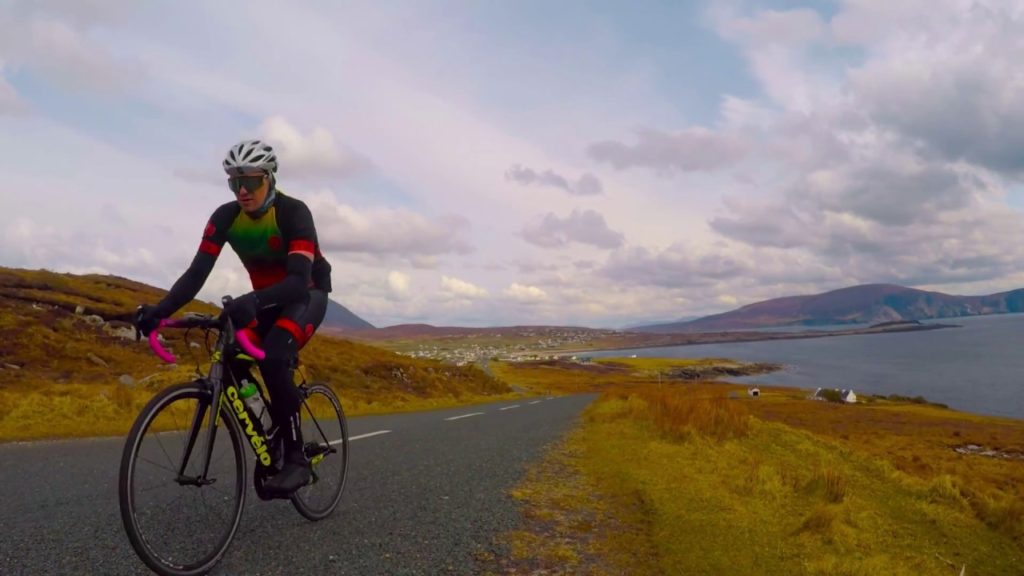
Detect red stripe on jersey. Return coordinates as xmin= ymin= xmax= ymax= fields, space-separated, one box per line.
xmin=274 ymin=317 xmax=306 ymax=345
xmin=247 ymin=266 xmax=287 ymax=290
xmin=289 ymin=240 xmax=315 ymax=255
xmin=199 ymin=240 xmax=222 ymax=256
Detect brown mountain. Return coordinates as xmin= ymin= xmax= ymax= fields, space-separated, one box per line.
xmin=635 ymin=283 xmax=1024 ymax=332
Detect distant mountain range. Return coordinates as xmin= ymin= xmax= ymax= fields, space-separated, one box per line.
xmin=634 ymin=284 xmax=1024 ymax=333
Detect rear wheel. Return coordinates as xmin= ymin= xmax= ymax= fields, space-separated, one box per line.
xmin=290 ymin=383 xmax=349 ymax=520
xmin=119 ymin=381 xmax=247 ymax=576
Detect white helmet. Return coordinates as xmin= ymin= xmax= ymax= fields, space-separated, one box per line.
xmin=223 ymin=139 xmax=278 ymax=174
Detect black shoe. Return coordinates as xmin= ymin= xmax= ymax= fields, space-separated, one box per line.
xmin=262 ymin=414 xmax=310 ymax=495
xmin=262 ymin=453 xmax=310 ymax=495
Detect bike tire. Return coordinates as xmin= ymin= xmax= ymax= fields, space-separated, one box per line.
xmin=290 ymin=383 xmax=349 ymax=521
xmin=119 ymin=381 xmax=247 ymax=576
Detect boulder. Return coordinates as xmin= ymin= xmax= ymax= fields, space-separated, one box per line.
xmin=106 ymin=326 xmax=137 ymax=340
xmin=119 ymin=374 xmax=136 ymax=387
xmin=84 ymin=315 xmax=105 ymax=326
xmin=75 ymin=305 xmax=85 ymax=315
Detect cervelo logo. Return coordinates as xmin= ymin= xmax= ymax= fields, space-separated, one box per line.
xmin=226 ymin=386 xmax=271 ymax=466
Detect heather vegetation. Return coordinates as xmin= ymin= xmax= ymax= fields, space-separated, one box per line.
xmin=0 ymin=267 xmax=511 ymax=441
xmin=489 ymin=359 xmax=1024 ymax=575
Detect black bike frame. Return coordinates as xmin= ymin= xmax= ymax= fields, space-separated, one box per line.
xmin=175 ymin=328 xmax=250 ymax=484
xmin=172 ymin=321 xmax=333 ymax=484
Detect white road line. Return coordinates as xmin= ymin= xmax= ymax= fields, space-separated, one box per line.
xmin=546 ymin=397 xmax=554 ymax=400
xmin=499 ymin=405 xmax=520 ymax=411
xmin=444 ymin=412 xmax=485 ymax=421
xmin=336 ymin=430 xmax=391 ymax=444
xmin=529 ymin=400 xmax=542 ymax=405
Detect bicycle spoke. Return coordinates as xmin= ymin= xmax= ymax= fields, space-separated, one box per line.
xmin=136 ymin=479 xmax=177 ymax=494
xmin=136 ymin=455 xmax=178 ymax=475
xmin=152 ymin=429 xmax=180 ymax=473
xmin=121 ymin=383 xmax=246 ymax=576
xmin=198 ymin=488 xmax=228 ymax=529
xmin=291 ymin=385 xmax=347 ymax=521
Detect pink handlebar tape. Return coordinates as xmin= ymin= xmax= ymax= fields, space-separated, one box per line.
xmin=147 ymin=318 xmax=266 ymax=363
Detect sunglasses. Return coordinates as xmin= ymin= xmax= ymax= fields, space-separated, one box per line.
xmin=228 ymin=174 xmax=266 ymax=194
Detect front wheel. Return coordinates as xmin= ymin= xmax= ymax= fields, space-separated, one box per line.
xmin=291 ymin=383 xmax=349 ymax=521
xmin=119 ymin=381 xmax=247 ymax=576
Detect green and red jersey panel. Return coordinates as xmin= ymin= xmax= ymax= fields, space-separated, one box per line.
xmin=198 ymin=192 xmax=332 ymax=292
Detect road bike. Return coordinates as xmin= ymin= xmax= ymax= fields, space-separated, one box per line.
xmin=118 ymin=298 xmax=349 ymax=576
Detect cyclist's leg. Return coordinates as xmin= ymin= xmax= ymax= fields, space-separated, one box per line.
xmin=293 ymin=288 xmax=328 ymax=349
xmin=258 ymin=290 xmax=326 ymax=421
xmin=259 ymin=291 xmax=327 ymax=493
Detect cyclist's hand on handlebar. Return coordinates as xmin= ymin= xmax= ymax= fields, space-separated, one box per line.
xmin=134 ymin=304 xmax=165 ymax=337
xmin=223 ymin=293 xmax=260 ymax=328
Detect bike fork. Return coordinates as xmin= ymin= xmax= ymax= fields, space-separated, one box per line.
xmin=176 ymin=378 xmax=221 ymax=486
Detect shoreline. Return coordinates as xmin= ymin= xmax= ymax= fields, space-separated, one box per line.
xmin=538 ymin=321 xmax=960 ymax=357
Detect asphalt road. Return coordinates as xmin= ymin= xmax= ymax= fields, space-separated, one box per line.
xmin=0 ymin=393 xmax=596 ymax=575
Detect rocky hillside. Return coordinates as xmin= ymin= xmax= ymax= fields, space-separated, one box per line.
xmin=636 ymin=283 xmax=1024 ymax=332
xmin=0 ymin=266 xmax=505 ymax=401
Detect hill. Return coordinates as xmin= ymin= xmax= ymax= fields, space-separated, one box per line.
xmin=0 ymin=266 xmax=510 ymax=441
xmin=322 ymin=297 xmax=374 ymax=330
xmin=337 ymin=323 xmax=601 ymax=340
xmin=636 ymin=283 xmax=1024 ymax=332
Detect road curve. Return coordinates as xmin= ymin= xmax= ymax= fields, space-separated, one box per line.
xmin=0 ymin=393 xmax=596 ymax=575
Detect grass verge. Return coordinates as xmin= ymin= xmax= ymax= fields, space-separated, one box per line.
xmin=493 ymin=359 xmax=1024 ymax=575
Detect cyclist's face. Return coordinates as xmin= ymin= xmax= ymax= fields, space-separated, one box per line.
xmin=230 ymin=172 xmax=269 ymax=213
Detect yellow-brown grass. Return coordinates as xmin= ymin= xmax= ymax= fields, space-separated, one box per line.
xmin=611 ymin=387 xmax=751 ymax=441
xmin=493 ymin=358 xmax=1024 ymax=575
xmin=0 ymin=267 xmax=514 ymax=441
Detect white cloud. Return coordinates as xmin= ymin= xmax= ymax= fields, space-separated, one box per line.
xmin=717 ymin=294 xmax=738 ymax=307
xmin=387 ymin=270 xmax=411 ymax=297
xmin=7 ymin=0 xmax=1024 ymax=328
xmin=0 ymin=5 xmax=144 ymax=93
xmin=441 ymin=275 xmax=488 ymax=299
xmin=1 ymin=215 xmax=162 ymax=282
xmin=708 ymin=5 xmax=834 ymax=112
xmin=521 ymin=209 xmax=624 ymax=249
xmin=588 ymin=128 xmax=747 ymax=174
xmin=504 ymin=283 xmax=548 ymax=303
xmin=173 ymin=167 xmax=224 ymax=188
xmin=838 ymin=2 xmax=1024 ymax=174
xmin=259 ymin=116 xmax=371 ymax=181
xmin=715 ymin=7 xmax=827 ymax=48
xmin=305 ymin=193 xmax=473 ymax=258
xmin=505 ymin=164 xmax=603 ymax=196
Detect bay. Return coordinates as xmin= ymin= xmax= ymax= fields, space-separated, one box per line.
xmin=592 ymin=313 xmax=1024 ymax=419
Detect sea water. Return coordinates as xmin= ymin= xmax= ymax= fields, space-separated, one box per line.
xmin=593 ymin=313 xmax=1024 ymax=419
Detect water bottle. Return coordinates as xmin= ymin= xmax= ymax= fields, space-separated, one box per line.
xmin=238 ymin=380 xmax=273 ymax=433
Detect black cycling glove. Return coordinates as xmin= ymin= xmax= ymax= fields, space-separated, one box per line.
xmin=224 ymin=293 xmax=261 ymax=328
xmin=134 ymin=304 xmax=165 ymax=337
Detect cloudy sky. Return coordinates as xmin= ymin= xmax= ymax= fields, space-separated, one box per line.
xmin=3 ymin=0 xmax=1024 ymax=328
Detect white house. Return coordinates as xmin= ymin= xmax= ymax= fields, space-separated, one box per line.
xmin=811 ymin=388 xmax=857 ymax=403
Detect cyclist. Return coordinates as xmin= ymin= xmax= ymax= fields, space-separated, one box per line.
xmin=135 ymin=139 xmax=332 ymax=496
